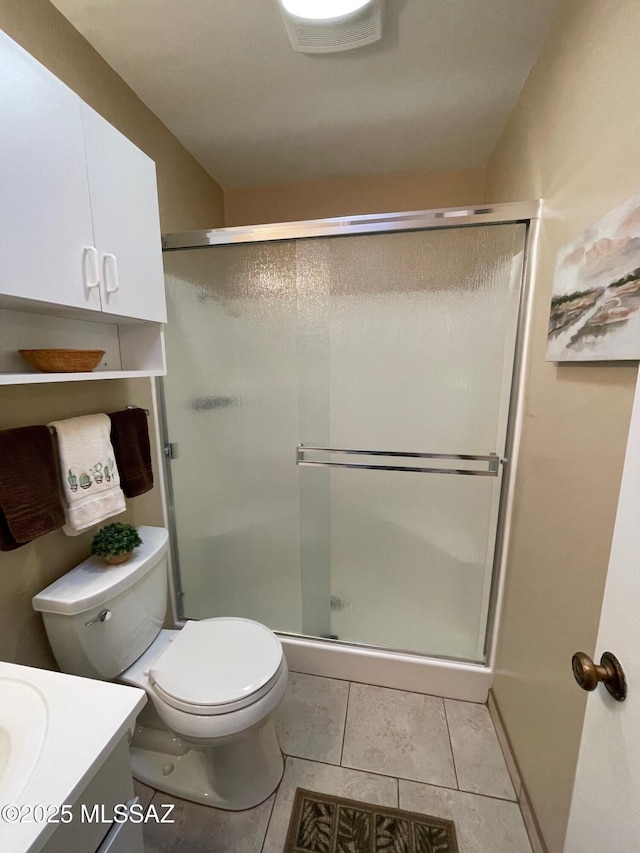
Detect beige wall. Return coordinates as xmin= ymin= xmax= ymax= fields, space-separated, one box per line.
xmin=0 ymin=0 xmax=221 ymax=667
xmin=224 ymin=168 xmax=485 ymax=225
xmin=485 ymin=2 xmax=640 ymax=850
xmin=0 ymin=380 xmax=160 ymax=668
xmin=0 ymin=0 xmax=224 ymax=233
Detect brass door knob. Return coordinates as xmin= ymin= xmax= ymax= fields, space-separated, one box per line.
xmin=571 ymin=651 xmax=627 ymax=702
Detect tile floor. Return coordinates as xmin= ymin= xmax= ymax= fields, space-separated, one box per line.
xmin=139 ymin=672 xmax=532 ymax=852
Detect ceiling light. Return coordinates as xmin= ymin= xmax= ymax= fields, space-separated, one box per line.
xmin=278 ymin=0 xmax=382 ymax=53
xmin=280 ymin=0 xmax=373 ymax=21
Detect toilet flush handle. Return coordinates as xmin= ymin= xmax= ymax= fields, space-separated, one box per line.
xmin=85 ymin=609 xmax=112 ymax=627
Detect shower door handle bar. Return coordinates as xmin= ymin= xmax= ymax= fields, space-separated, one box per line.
xmin=296 ymin=445 xmax=501 ymax=476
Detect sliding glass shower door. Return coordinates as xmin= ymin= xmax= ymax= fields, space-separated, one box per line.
xmin=162 ymin=241 xmax=303 ymax=634
xmin=162 ymin=221 xmax=526 ymax=663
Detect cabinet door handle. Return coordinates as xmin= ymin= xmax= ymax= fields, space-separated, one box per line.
xmin=83 ymin=246 xmax=100 ymax=289
xmin=103 ymin=253 xmax=120 ymax=294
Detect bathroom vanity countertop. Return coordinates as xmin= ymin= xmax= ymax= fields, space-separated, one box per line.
xmin=0 ymin=660 xmax=146 ymax=853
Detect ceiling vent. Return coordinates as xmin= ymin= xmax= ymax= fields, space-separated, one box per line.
xmin=279 ymin=0 xmax=382 ymax=54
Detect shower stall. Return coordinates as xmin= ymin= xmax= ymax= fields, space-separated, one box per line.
xmin=159 ymin=203 xmax=538 ymax=700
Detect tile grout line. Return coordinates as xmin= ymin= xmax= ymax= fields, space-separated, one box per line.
xmin=445 ymin=702 xmax=520 ymax=804
xmin=285 ymin=754 xmax=523 ymax=805
xmin=488 ymin=691 xmax=548 ymax=851
xmin=289 ymin=669 xmax=351 ymax=685
xmin=486 ymin=712 xmax=518 ymax=803
xmin=138 ymin=785 xmax=158 ymax=817
xmin=138 ymin=675 xmax=528 ymax=853
xmin=339 ymin=680 xmax=352 ymax=766
xmin=260 ymin=755 xmax=286 ymax=853
xmin=287 ymin=669 xmax=486 ymax=705
xmin=146 ymin=754 xmax=525 ymax=819
xmin=442 ymin=699 xmax=460 ymax=791
xmin=447 ymin=699 xmax=518 ymax=803
xmin=283 ymin=748 xmax=342 ymax=768
xmin=288 ymin=679 xmax=517 ymax=804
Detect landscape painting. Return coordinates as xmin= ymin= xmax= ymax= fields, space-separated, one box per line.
xmin=547 ymin=195 xmax=640 ymax=361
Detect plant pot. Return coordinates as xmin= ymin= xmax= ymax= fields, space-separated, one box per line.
xmin=103 ymin=552 xmax=132 ymax=566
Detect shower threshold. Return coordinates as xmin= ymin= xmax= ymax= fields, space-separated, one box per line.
xmin=279 ymin=634 xmax=491 ymax=703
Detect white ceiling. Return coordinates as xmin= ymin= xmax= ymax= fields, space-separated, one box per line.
xmin=50 ymin=0 xmax=560 ymax=188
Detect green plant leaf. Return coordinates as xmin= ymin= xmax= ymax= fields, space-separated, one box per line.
xmin=91 ymin=523 xmax=143 ymax=557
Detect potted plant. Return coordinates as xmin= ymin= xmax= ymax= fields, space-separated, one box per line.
xmin=91 ymin=522 xmax=143 ymax=565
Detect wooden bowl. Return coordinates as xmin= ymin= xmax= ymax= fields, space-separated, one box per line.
xmin=18 ymin=348 xmax=105 ymax=373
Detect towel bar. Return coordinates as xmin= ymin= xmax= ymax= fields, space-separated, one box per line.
xmin=48 ymin=405 xmax=149 ymax=434
xmin=296 ymin=445 xmax=503 ymax=476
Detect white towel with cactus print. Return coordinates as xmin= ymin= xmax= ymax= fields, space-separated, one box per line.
xmin=48 ymin=413 xmax=126 ymax=536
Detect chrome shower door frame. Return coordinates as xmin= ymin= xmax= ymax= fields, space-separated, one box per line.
xmin=160 ymin=200 xmax=541 ymax=668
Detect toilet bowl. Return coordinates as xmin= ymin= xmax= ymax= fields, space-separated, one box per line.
xmin=120 ymin=620 xmax=289 ymax=808
xmin=32 ymin=526 xmax=288 ymax=810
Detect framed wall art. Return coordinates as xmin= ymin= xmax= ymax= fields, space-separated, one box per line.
xmin=547 ymin=195 xmax=640 ymax=361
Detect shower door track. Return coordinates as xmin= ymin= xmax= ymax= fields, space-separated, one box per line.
xmin=162 ymin=201 xmax=541 ymax=250
xmin=160 ymin=200 xmax=542 ymax=697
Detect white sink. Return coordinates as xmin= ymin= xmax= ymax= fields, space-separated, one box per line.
xmin=0 ymin=662 xmax=145 ymax=852
xmin=0 ymin=678 xmax=47 ymax=804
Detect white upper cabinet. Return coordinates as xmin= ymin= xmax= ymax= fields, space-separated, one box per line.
xmin=0 ymin=33 xmax=100 ymax=312
xmin=82 ymin=106 xmax=167 ymax=323
xmin=0 ymin=31 xmax=167 ymax=324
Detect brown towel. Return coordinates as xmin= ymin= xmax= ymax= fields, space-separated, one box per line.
xmin=108 ymin=409 xmax=153 ymax=497
xmin=0 ymin=425 xmax=66 ymax=551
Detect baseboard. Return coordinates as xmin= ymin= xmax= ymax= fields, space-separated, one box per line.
xmin=487 ymin=689 xmax=548 ymax=853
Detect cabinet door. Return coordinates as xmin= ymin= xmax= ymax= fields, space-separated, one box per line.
xmin=0 ymin=33 xmax=100 ymax=311
xmin=81 ymin=105 xmax=167 ymax=323
xmin=96 ymin=799 xmax=144 ymax=853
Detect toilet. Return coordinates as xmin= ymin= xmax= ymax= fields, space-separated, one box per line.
xmin=32 ymin=526 xmax=288 ymax=810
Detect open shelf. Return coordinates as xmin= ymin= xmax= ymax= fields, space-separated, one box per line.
xmin=0 ymin=306 xmax=166 ymax=385
xmin=0 ymin=368 xmax=165 ymax=386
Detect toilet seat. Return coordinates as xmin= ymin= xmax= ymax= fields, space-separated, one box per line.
xmin=148 ymin=617 xmax=283 ymax=716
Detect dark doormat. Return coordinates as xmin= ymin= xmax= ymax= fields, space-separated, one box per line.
xmin=284 ymin=787 xmax=459 ymax=853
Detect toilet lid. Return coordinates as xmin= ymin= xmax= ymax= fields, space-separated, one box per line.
xmin=149 ymin=618 xmax=283 ymax=716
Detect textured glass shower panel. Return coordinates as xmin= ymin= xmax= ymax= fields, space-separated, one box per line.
xmin=296 ymin=225 xmax=525 ymax=660
xmin=162 ymin=244 xmax=302 ymax=631
xmin=327 ymin=468 xmax=497 ymax=659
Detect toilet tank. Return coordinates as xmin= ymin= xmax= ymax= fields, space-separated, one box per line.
xmin=32 ymin=526 xmax=169 ymax=680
